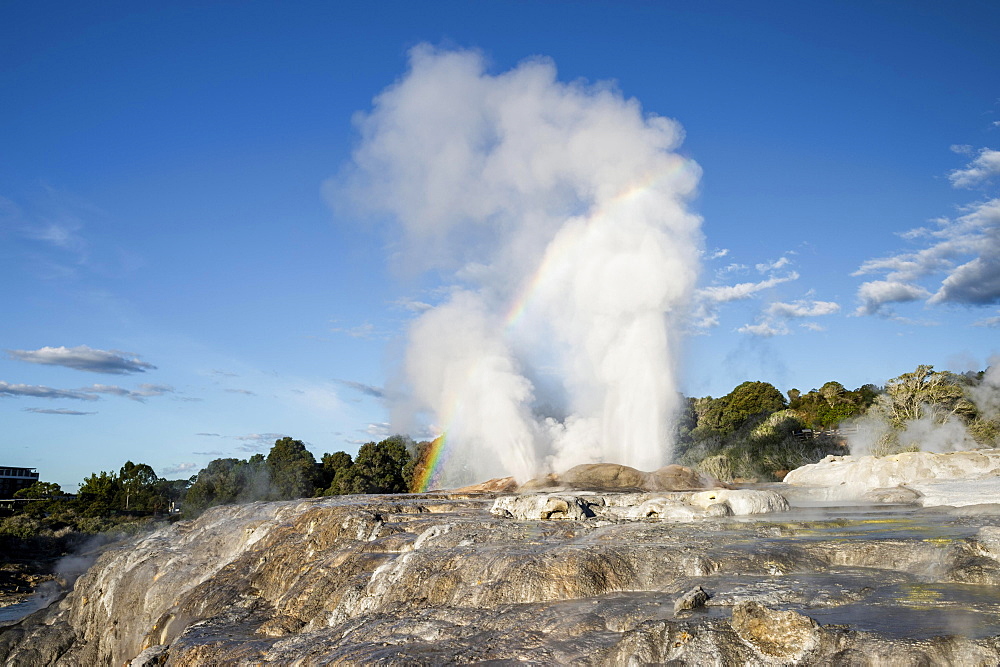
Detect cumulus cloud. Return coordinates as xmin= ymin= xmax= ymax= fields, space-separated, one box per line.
xmin=23 ymin=407 xmax=96 ymax=415
xmin=0 ymin=381 xmax=99 ymax=400
xmin=949 ymin=148 xmax=1000 ymax=188
xmin=8 ymin=345 xmax=155 ymax=374
xmin=339 ymin=45 xmax=703 ymax=485
xmin=854 ymin=280 xmax=932 ymax=316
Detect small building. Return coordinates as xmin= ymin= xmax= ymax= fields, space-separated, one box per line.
xmin=0 ymin=466 xmax=40 ymax=497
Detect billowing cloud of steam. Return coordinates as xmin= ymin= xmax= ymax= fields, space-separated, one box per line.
xmin=339 ymin=46 xmax=703 ymax=485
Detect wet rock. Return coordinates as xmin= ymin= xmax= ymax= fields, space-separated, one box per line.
xmin=730 ymin=601 xmax=820 ymax=661
xmin=673 ymin=585 xmax=710 ymax=614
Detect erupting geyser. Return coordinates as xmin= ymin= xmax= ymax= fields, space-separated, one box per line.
xmin=343 ymin=46 xmax=703 ymax=487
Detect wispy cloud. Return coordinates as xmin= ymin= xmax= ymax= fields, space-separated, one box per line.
xmin=698 ymin=272 xmax=800 ymax=305
xmin=7 ymin=345 xmax=155 ymax=374
xmin=160 ymin=462 xmax=198 ymax=476
xmin=0 ymin=381 xmax=99 ymax=401
xmin=233 ymin=433 xmax=288 ymax=453
xmin=330 ymin=321 xmax=391 ymax=340
xmin=738 ymin=299 xmax=840 ymax=337
xmin=224 ymin=388 xmax=257 ymax=396
xmin=85 ymin=383 xmax=174 ymax=402
xmin=973 ymin=314 xmax=1000 ymax=328
xmin=766 ymin=300 xmax=840 ymax=318
xmin=755 ymin=255 xmax=792 ymax=273
xmin=391 ymin=297 xmax=434 ymax=313
xmin=23 ymin=407 xmax=96 ymax=415
xmin=334 ymin=379 xmax=385 ymax=399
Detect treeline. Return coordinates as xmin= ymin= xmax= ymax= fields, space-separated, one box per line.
xmin=183 ymin=436 xmax=416 ymax=516
xmin=676 ymin=364 xmax=999 ymax=482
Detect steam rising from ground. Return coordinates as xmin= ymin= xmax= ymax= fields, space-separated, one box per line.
xmin=343 ymin=46 xmax=703 ymax=485
xmin=848 ymin=359 xmax=1000 ymax=457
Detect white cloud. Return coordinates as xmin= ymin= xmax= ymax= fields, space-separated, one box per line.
xmin=739 ymin=299 xmax=840 ymax=337
xmin=8 ymin=345 xmax=156 ymax=374
xmin=392 ymin=297 xmax=435 ymax=313
xmin=755 ymin=256 xmax=791 ymax=273
xmin=698 ymin=272 xmax=799 ymax=305
xmin=766 ymin=300 xmax=840 ymax=318
xmin=949 ymin=148 xmax=1000 ymax=188
xmin=854 ymin=280 xmax=932 ymax=316
xmin=737 ymin=321 xmax=789 ymax=337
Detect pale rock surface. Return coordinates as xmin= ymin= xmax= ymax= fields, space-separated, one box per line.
xmin=783 ymin=449 xmax=1000 ymax=505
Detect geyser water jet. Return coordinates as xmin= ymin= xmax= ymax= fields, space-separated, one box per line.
xmin=342 ymin=46 xmax=703 ymax=487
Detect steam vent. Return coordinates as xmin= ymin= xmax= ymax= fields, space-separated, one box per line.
xmin=7 ymin=457 xmax=1000 ymax=664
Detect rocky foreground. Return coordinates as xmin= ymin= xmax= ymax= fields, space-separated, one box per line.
xmin=4 ymin=458 xmax=1000 ymax=665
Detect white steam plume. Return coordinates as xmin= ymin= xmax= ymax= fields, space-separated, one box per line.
xmin=340 ymin=46 xmax=703 ymax=485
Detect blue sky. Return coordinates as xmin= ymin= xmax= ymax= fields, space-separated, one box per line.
xmin=2 ymin=1 xmax=999 ymax=489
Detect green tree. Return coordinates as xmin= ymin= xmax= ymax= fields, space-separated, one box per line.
xmin=118 ymin=461 xmax=160 ymax=511
xmin=700 ymin=381 xmax=787 ymax=435
xmin=351 ymin=436 xmax=412 ymax=494
xmin=184 ymin=457 xmax=269 ymax=515
xmin=14 ymin=481 xmax=62 ymax=499
xmin=266 ymin=437 xmax=320 ymax=499
xmin=319 ymin=451 xmax=354 ymax=494
xmin=77 ymin=471 xmax=121 ymax=516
